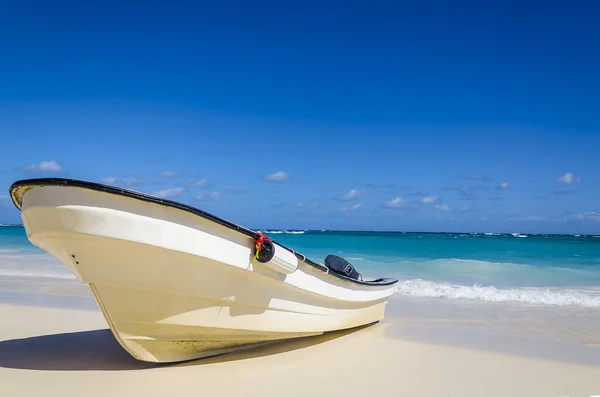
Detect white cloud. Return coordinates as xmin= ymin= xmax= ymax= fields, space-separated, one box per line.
xmin=22 ymin=160 xmax=62 ymax=173
xmin=160 ymin=171 xmax=175 ymax=178
xmin=505 ymin=215 xmax=548 ymax=222
xmin=226 ymin=186 xmax=246 ymax=193
xmin=184 ymin=179 xmax=209 ymax=187
xmin=569 ymin=212 xmax=600 ymax=221
xmin=196 ymin=191 xmax=220 ymax=201
xmin=100 ymin=176 xmax=139 ymax=187
xmin=121 ymin=177 xmax=138 ymax=186
xmin=100 ymin=177 xmax=117 ymax=184
xmin=265 ymin=171 xmax=290 ymax=182
xmin=435 ymin=204 xmax=451 ymax=212
xmin=339 ymin=189 xmax=366 ymax=201
xmin=558 ymin=172 xmax=581 ymax=184
xmin=499 ymin=181 xmax=509 ymax=189
xmin=527 ymin=216 xmax=547 ymax=221
xmin=421 ymin=196 xmax=439 ymax=204
xmin=38 ymin=161 xmax=61 ymax=172
xmin=152 ymin=187 xmax=184 ymax=198
xmin=385 ymin=197 xmax=404 ymax=208
xmin=0 ymin=195 xmax=9 ymax=200
xmin=296 ymin=202 xmax=317 ymax=209
xmin=340 ymin=204 xmax=362 ymax=212
xmin=478 ymin=217 xmax=489 ymax=222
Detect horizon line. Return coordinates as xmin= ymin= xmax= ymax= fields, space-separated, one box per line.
xmin=2 ymin=224 xmax=598 ymax=236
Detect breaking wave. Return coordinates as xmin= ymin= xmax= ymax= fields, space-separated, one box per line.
xmin=262 ymin=230 xmax=306 ymax=234
xmin=0 ymin=268 xmax=76 ymax=280
xmin=0 ymin=252 xmax=75 ymax=280
xmin=394 ymin=279 xmax=600 ymax=307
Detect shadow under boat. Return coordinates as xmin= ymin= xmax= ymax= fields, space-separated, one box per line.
xmin=0 ymin=323 xmax=376 ymax=372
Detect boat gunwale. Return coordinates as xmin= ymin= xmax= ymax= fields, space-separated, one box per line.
xmin=8 ymin=178 xmax=398 ymax=287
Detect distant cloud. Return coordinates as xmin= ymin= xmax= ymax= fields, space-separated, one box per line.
xmin=340 ymin=204 xmax=362 ymax=212
xmin=152 ymin=187 xmax=184 ymax=198
xmin=100 ymin=177 xmax=117 ymax=184
xmin=0 ymin=195 xmax=9 ymax=200
xmin=160 ymin=171 xmax=175 ymax=178
xmin=558 ymin=172 xmax=581 ymax=184
xmin=100 ymin=176 xmax=140 ymax=187
xmin=338 ymin=189 xmax=367 ymax=201
xmin=533 ymin=196 xmax=548 ymax=200
xmin=21 ymin=160 xmax=62 ymax=173
xmin=265 ymin=171 xmax=290 ymax=182
xmin=435 ymin=204 xmax=451 ymax=212
xmin=498 ymin=181 xmax=509 ymax=190
xmin=226 ymin=186 xmax=246 ymax=194
xmin=385 ymin=196 xmax=404 ymax=208
xmin=408 ymin=192 xmax=428 ymax=197
xmin=478 ymin=217 xmax=489 ymax=222
xmin=527 ymin=215 xmax=548 ymax=221
xmin=568 ymin=212 xmax=600 ymax=221
xmin=196 ymin=192 xmax=220 ymax=201
xmin=506 ymin=215 xmax=548 ymax=222
xmin=488 ymin=196 xmax=503 ymax=201
xmin=443 ymin=186 xmax=481 ymax=200
xmin=184 ymin=179 xmax=209 ymax=188
xmin=296 ymin=202 xmax=317 ymax=209
xmin=421 ymin=196 xmax=439 ymax=204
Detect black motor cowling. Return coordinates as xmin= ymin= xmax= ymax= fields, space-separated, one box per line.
xmin=324 ymin=255 xmax=361 ymax=280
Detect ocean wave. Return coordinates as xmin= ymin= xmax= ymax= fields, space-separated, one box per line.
xmin=263 ymin=230 xmax=306 ymax=234
xmin=0 ymin=268 xmax=76 ymax=280
xmin=394 ymin=280 xmax=600 ymax=307
xmin=0 ymin=251 xmax=74 ymax=280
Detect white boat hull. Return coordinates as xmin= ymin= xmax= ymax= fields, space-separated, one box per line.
xmin=9 ymin=179 xmax=397 ymax=363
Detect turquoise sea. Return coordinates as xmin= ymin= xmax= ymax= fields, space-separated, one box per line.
xmin=1 ymin=225 xmax=600 ymax=308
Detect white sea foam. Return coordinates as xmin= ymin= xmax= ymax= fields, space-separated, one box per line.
xmin=0 ymin=249 xmax=24 ymax=253
xmin=0 ymin=268 xmax=77 ymax=280
xmin=394 ymin=279 xmax=600 ymax=307
xmin=263 ymin=230 xmax=306 ymax=234
xmin=0 ymin=252 xmax=74 ymax=280
xmin=510 ymin=233 xmax=528 ymax=238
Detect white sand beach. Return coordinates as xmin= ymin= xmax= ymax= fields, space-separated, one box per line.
xmin=1 ymin=277 xmax=599 ymax=397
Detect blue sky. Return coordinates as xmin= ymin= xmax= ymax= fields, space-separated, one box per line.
xmin=1 ymin=1 xmax=599 ymax=233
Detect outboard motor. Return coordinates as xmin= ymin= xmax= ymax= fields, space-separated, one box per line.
xmin=324 ymin=255 xmax=361 ymax=280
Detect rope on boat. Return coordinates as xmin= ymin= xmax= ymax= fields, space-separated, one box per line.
xmin=253 ymin=233 xmax=272 ymax=261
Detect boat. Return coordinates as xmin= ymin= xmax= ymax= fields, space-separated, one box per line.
xmin=8 ymin=178 xmax=398 ymax=363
